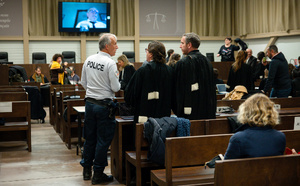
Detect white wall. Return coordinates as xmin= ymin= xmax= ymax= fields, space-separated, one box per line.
xmin=86 ymin=40 xmax=134 ymax=62
xmin=29 ymin=41 xmax=81 ymax=64
xmin=1 ymin=36 xmax=299 ymax=64
xmin=0 ymin=41 xmax=23 ymax=64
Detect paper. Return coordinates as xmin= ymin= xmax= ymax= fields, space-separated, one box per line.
xmin=0 ymin=102 xmax=12 ymax=113
xmin=294 ymin=117 xmax=300 ymax=130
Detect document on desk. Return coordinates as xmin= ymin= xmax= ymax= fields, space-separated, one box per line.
xmin=294 ymin=117 xmax=300 ymax=130
xmin=0 ymin=102 xmax=12 ymax=113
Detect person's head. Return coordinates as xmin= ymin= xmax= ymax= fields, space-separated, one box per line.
xmin=52 ymin=54 xmax=63 ymax=63
xmin=246 ymin=48 xmax=253 ymax=58
xmin=69 ymin=66 xmax=76 ymax=75
xmin=213 ymin=68 xmax=219 ymax=79
xmin=267 ymin=45 xmax=278 ymax=59
xmin=288 ymin=63 xmax=296 ymax=78
xmin=117 ymin=54 xmax=132 ymax=70
xmin=257 ymin=51 xmax=265 ymax=61
xmin=147 ymin=40 xmax=166 ymax=64
xmin=292 ymin=68 xmax=300 ymax=79
xmin=167 ymin=53 xmax=181 ymax=67
xmin=167 ymin=49 xmax=174 ymax=57
xmin=298 ymin=56 xmax=300 ymax=63
xmin=180 ymin=33 xmax=200 ymax=55
xmin=35 ymin=66 xmax=42 ymax=76
xmin=232 ymin=50 xmax=246 ymax=72
xmin=87 ymin=7 xmax=99 ymax=22
xmin=99 ymin=33 xmax=118 ymax=56
xmin=237 ymin=93 xmax=279 ymax=127
xmin=225 ymin=37 xmax=232 ymax=45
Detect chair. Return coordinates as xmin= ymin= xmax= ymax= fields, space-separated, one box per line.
xmin=0 ymin=52 xmax=8 ymax=62
xmin=32 ymin=52 xmax=47 ymax=64
xmin=122 ymin=51 xmax=135 ymax=62
xmin=62 ymin=51 xmax=76 ymax=63
xmin=206 ymin=53 xmax=214 ymax=62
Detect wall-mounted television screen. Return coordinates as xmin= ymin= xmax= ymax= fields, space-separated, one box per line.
xmin=58 ymin=2 xmax=110 ymax=33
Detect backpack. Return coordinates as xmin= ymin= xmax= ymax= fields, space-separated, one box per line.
xmin=9 ymin=66 xmax=28 ymax=82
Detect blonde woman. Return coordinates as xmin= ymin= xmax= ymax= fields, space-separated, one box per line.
xmin=224 ymin=93 xmax=286 ymax=159
xmin=226 ymin=50 xmax=252 ymax=92
xmin=117 ymin=54 xmax=136 ymax=90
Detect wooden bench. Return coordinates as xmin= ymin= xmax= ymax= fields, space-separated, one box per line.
xmin=150 ymin=134 xmax=231 ymax=186
xmin=150 ymin=129 xmax=300 ymax=186
xmin=0 ymin=101 xmax=31 ymax=152
xmin=49 ymin=84 xmax=83 ymax=127
xmin=64 ymin=99 xmax=86 ymax=149
xmin=214 ymin=154 xmax=300 ymax=186
xmin=125 ymin=120 xmax=207 ymax=186
xmin=0 ymin=87 xmax=26 ymax=92
xmin=56 ymin=90 xmax=86 ymax=137
xmin=0 ymin=92 xmax=28 ymax=101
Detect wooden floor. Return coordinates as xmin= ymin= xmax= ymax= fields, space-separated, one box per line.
xmin=0 ymin=108 xmax=125 ymax=186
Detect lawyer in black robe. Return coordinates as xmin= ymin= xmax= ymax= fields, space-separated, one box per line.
xmin=174 ymin=33 xmax=216 ymax=120
xmin=125 ymin=41 xmax=173 ymax=123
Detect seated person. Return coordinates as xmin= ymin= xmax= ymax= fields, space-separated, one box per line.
xmin=224 ymin=93 xmax=286 ymax=159
xmin=213 ymin=68 xmax=224 ymax=84
xmin=30 ymin=66 xmax=49 ymax=85
xmin=222 ymin=85 xmax=248 ymax=100
xmin=291 ymin=68 xmax=300 ymax=97
xmin=76 ymin=7 xmax=106 ymax=31
xmin=68 ymin=66 xmax=80 ymax=85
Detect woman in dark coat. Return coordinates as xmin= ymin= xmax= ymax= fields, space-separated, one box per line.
xmin=226 ymin=50 xmax=252 ymax=92
xmin=117 ymin=54 xmax=136 ymax=90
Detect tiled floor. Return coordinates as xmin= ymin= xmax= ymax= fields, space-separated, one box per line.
xmin=0 ymin=108 xmax=125 ymax=186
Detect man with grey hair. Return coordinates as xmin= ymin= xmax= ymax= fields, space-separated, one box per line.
xmin=262 ymin=45 xmax=291 ymax=97
xmin=80 ymin=33 xmax=120 ymax=184
xmin=173 ymin=32 xmax=216 ymax=120
xmin=76 ymin=7 xmax=106 ymax=31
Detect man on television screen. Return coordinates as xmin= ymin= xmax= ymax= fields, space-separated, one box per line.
xmin=76 ymin=7 xmax=106 ymax=31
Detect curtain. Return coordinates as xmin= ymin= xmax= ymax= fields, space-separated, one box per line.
xmin=28 ymin=0 xmax=135 ymax=36
xmin=190 ymin=0 xmax=300 ymax=37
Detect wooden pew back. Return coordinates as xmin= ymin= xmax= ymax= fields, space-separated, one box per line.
xmin=0 ymin=101 xmax=31 ymax=151
xmin=0 ymin=92 xmax=28 ymax=101
xmin=214 ymin=154 xmax=300 ymax=186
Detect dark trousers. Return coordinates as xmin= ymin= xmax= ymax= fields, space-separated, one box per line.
xmin=80 ymin=101 xmax=116 ymax=172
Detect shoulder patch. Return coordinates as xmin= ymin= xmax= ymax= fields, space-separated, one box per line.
xmin=115 ymin=70 xmax=120 ymax=77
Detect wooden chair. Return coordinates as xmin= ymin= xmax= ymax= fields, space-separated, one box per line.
xmin=0 ymin=92 xmax=28 ymax=101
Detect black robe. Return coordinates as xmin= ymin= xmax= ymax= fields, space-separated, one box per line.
xmin=174 ymin=50 xmax=216 ymax=120
xmin=227 ymin=63 xmax=252 ymax=92
xmin=119 ymin=65 xmax=136 ymax=90
xmin=125 ymin=61 xmax=173 ymax=123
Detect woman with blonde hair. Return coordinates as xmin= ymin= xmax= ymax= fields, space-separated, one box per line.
xmin=117 ymin=54 xmax=136 ymax=90
xmin=224 ymin=93 xmax=286 ymax=159
xmin=226 ymin=50 xmax=252 ymax=92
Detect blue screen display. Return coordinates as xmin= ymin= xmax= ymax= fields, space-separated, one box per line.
xmin=58 ymin=2 xmax=110 ymax=33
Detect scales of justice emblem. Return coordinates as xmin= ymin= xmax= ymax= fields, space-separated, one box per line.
xmin=145 ymin=12 xmax=166 ymax=30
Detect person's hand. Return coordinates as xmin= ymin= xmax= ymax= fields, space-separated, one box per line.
xmin=217 ymin=54 xmax=220 ymax=57
xmin=292 ymin=149 xmax=298 ymax=155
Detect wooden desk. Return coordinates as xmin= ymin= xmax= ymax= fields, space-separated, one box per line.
xmin=111 ymin=117 xmax=134 ymax=183
xmin=73 ymin=106 xmax=85 ymax=156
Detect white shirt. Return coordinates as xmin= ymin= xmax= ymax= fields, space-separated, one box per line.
xmin=76 ymin=19 xmax=106 ymax=29
xmin=81 ymin=51 xmax=120 ymax=100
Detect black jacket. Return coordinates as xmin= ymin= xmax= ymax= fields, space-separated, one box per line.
xmin=227 ymin=63 xmax=253 ymax=92
xmin=174 ymin=50 xmax=216 ymax=120
xmin=125 ymin=61 xmax=173 ymax=123
xmin=119 ymin=65 xmax=136 ymax=90
xmin=263 ymin=52 xmax=291 ymax=92
xmin=291 ymin=77 xmax=300 ymax=97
